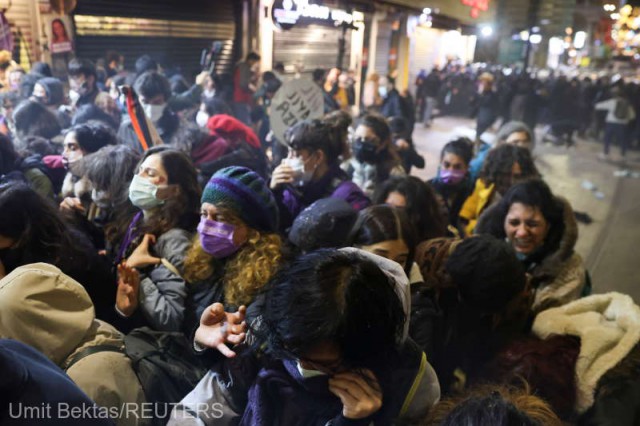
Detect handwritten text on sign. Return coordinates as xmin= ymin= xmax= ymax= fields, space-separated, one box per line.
xmin=270 ymin=78 xmax=324 ymax=145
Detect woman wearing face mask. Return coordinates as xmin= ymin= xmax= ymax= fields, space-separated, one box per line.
xmin=270 ymin=119 xmax=370 ymax=232
xmin=195 ymin=97 xmax=232 ymax=128
xmin=348 ymin=113 xmax=405 ymax=197
xmin=115 ymin=146 xmax=200 ymax=333
xmin=181 ymin=166 xmax=283 ymax=337
xmin=428 ymin=138 xmax=475 ymax=232
xmin=171 ymin=249 xmax=440 ymax=425
xmin=459 ymin=144 xmax=539 ymax=237
xmin=475 ymin=179 xmax=587 ymax=313
xmin=59 ymin=123 xmax=117 ymax=216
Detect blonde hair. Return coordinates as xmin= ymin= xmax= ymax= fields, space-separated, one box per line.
xmin=424 ymin=383 xmax=562 ymax=426
xmin=183 ymin=217 xmax=282 ymax=307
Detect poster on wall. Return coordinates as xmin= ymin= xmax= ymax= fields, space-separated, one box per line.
xmin=47 ymin=16 xmax=74 ymax=54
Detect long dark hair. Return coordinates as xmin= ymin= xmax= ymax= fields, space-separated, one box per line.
xmin=0 ymin=183 xmax=92 ymax=273
xmin=480 ymin=145 xmax=539 ymax=195
xmin=258 ymin=249 xmax=405 ymax=370
xmin=136 ymin=146 xmax=201 ymax=235
xmin=349 ymin=204 xmax=417 ymax=276
xmin=373 ymin=176 xmax=447 ymax=242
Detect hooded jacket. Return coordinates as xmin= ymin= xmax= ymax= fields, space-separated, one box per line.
xmin=0 ymin=264 xmax=146 ymax=426
xmin=170 ymin=249 xmax=440 ymax=425
xmin=0 ymin=338 xmax=115 ymax=425
xmin=533 ymin=293 xmax=640 ymax=417
xmin=476 ymin=196 xmax=586 ymax=313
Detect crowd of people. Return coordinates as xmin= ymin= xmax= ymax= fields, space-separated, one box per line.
xmin=0 ymin=49 xmax=638 ymax=426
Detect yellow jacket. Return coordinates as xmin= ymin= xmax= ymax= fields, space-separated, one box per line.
xmin=459 ymin=179 xmax=496 ymax=236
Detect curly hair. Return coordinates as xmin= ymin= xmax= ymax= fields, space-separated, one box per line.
xmin=425 ymin=383 xmax=563 ymax=426
xmin=480 ymin=144 xmax=539 ymax=195
xmin=183 ymin=208 xmax=282 ymax=307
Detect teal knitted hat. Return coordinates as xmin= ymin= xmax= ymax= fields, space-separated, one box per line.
xmin=201 ymin=166 xmax=279 ymax=233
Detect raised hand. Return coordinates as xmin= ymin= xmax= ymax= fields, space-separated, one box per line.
xmin=116 ymin=262 xmax=141 ymax=317
xmin=59 ymin=197 xmax=86 ymax=213
xmin=126 ymin=234 xmax=160 ymax=269
xmin=194 ymin=303 xmax=247 ymax=358
xmin=329 ymin=369 xmax=383 ymax=420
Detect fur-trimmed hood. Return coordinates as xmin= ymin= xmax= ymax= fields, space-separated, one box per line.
xmin=533 ymin=292 xmax=640 ymax=413
xmin=476 ymin=196 xmax=579 ymax=282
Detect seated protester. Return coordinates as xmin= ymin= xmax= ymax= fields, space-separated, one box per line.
xmin=0 ymin=183 xmax=116 ymax=315
xmin=425 ymin=384 xmax=562 ymax=426
xmin=475 ymin=179 xmax=587 ymax=313
xmin=374 ymin=176 xmax=447 ymax=243
xmin=83 ymin=144 xmax=141 ymax=255
xmin=350 ymin=204 xmax=419 ymax=281
xmin=0 ymin=90 xmax=21 ymax=135
xmin=0 ymin=339 xmax=116 ymax=426
xmin=182 ymin=166 xmax=282 ymax=336
xmin=195 ymin=97 xmax=233 ymax=128
xmin=428 ymin=137 xmax=474 ymax=233
xmin=195 ymin=114 xmax=269 ymax=179
xmin=288 ymin=197 xmax=357 ymax=254
xmin=0 ymin=264 xmax=146 ymax=425
xmin=67 ymin=58 xmax=102 ymax=110
xmin=118 ymin=71 xmax=182 ymax=152
xmin=459 ymin=144 xmax=539 ymax=237
xmin=388 ymin=116 xmax=425 ymax=174
xmin=484 ymin=292 xmax=640 ymax=426
xmin=270 ymin=119 xmax=370 ymax=232
xmin=32 ymin=76 xmax=71 ymax=129
xmin=414 ymin=235 xmax=530 ymax=394
xmin=12 ymin=99 xmax=62 ymax=147
xmin=60 ymin=122 xmax=117 ymax=210
xmin=348 ymin=113 xmax=406 ymax=197
xmin=114 ymin=146 xmax=200 ymax=333
xmin=469 ymin=121 xmax=535 ymax=182
xmin=171 ymin=249 xmax=440 ymax=425
xmin=0 ymin=133 xmax=55 ymax=198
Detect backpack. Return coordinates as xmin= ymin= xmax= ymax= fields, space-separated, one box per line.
xmin=614 ymin=97 xmax=630 ymax=120
xmin=124 ymin=327 xmax=209 ymax=425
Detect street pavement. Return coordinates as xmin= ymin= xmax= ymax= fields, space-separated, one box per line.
xmin=410 ymin=116 xmax=640 ymax=301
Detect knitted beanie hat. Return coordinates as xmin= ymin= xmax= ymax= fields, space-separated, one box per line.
xmin=288 ymin=197 xmax=356 ymax=251
xmin=201 ymin=166 xmax=279 ymax=233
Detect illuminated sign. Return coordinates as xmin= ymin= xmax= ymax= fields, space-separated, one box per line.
xmin=271 ymin=0 xmax=353 ymax=30
xmin=461 ymin=0 xmax=490 ymax=19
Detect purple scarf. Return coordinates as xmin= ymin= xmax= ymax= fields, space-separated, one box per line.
xmin=239 ymin=360 xmax=343 ymax=426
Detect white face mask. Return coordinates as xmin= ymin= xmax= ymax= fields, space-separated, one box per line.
xmin=69 ymin=89 xmax=80 ymax=105
xmin=142 ymin=103 xmax=167 ymax=123
xmin=196 ymin=111 xmax=210 ymax=128
xmin=283 ymin=157 xmax=313 ymax=186
xmin=296 ymin=361 xmax=326 ymax=379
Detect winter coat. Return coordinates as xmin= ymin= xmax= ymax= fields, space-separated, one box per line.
xmin=428 ymin=176 xmax=474 ymax=230
xmin=0 ymin=339 xmax=116 ymax=426
xmin=170 ymin=249 xmax=440 ymax=426
xmin=0 ymin=264 xmax=146 ymax=426
xmin=534 ymin=292 xmax=640 ymax=422
xmin=476 ymin=197 xmax=586 ymax=313
xmin=275 ymin=164 xmax=370 ymax=232
xmin=118 ymin=228 xmax=192 ymax=333
xmin=458 ymin=178 xmax=497 ymax=236
xmin=348 ymin=157 xmax=406 ymax=198
xmin=118 ymin=109 xmax=182 ymax=153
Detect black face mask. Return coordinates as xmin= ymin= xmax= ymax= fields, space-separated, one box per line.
xmin=353 ymin=139 xmax=378 ymax=164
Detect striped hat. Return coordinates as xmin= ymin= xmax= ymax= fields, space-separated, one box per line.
xmin=201 ymin=166 xmax=279 ymax=233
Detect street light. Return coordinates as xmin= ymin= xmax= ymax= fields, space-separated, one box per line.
xmin=530 ymin=34 xmax=542 ymax=44
xmin=481 ymin=25 xmax=493 ymax=37
xmin=604 ymin=4 xmax=616 ymax=12
xmin=611 ymin=12 xmax=621 ymax=20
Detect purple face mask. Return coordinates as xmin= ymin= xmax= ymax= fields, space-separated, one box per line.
xmin=440 ymin=168 xmax=466 ymax=185
xmin=197 ymin=218 xmax=241 ymax=259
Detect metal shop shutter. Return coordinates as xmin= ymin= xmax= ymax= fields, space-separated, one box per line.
xmin=273 ymin=23 xmax=351 ymax=72
xmin=374 ymin=20 xmax=392 ymax=76
xmin=73 ymin=0 xmax=237 ymax=77
xmin=5 ymin=1 xmax=37 ymax=67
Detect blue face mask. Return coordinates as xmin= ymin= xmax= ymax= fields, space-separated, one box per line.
xmin=128 ymin=174 xmax=165 ymax=210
